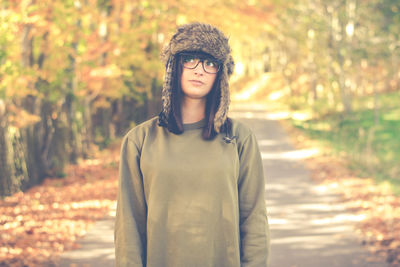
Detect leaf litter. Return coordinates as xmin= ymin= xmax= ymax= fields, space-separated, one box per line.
xmin=0 ymin=142 xmax=120 ymax=267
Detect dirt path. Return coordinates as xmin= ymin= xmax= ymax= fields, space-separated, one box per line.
xmin=230 ymin=106 xmax=387 ymax=267
xmin=56 ymin=205 xmax=116 ymax=267
xmin=56 ymin=107 xmax=388 ymax=267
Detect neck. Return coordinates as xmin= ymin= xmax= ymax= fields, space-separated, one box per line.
xmin=181 ymin=97 xmax=206 ymax=124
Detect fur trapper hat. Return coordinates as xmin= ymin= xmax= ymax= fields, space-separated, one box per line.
xmin=159 ymin=22 xmax=235 ymax=133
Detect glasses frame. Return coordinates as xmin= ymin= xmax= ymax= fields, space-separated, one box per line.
xmin=179 ymin=52 xmax=221 ymax=74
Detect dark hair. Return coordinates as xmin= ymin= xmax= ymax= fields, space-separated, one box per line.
xmin=165 ymin=53 xmax=229 ymax=140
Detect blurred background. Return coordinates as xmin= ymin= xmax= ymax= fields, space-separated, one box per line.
xmin=0 ymin=0 xmax=399 ymax=265
xmin=1 ymin=0 xmax=399 ymax=196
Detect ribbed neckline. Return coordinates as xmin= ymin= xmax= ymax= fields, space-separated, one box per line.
xmin=183 ymin=118 xmax=207 ymax=131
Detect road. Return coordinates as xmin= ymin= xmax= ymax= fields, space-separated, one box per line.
xmin=230 ymin=107 xmax=387 ymax=267
xmin=56 ymin=107 xmax=387 ymax=267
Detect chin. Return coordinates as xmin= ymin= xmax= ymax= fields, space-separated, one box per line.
xmin=187 ymin=95 xmax=206 ymax=100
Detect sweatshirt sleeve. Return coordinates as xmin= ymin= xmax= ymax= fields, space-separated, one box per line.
xmin=114 ymin=134 xmax=147 ymax=267
xmin=238 ymin=132 xmax=270 ymax=267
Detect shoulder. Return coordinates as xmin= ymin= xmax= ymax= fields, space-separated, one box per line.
xmin=229 ymin=117 xmax=253 ymax=141
xmin=123 ymin=116 xmax=159 ymax=146
xmin=228 ymin=118 xmax=261 ymax=156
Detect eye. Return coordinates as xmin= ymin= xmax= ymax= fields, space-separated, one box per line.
xmin=183 ymin=56 xmax=197 ymax=63
xmin=205 ymin=60 xmax=218 ymax=67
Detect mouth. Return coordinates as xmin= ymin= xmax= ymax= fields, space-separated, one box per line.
xmin=189 ymin=80 xmax=204 ymax=85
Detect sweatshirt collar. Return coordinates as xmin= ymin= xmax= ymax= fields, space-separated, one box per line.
xmin=183 ymin=118 xmax=207 ymax=130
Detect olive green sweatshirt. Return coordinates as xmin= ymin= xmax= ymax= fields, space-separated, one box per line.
xmin=114 ymin=116 xmax=270 ymax=267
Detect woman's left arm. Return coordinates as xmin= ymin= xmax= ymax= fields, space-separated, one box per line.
xmin=238 ymin=132 xmax=270 ymax=267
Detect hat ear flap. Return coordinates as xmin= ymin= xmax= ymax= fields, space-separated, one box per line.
xmin=214 ymin=66 xmax=230 ymax=133
xmin=226 ymin=55 xmax=235 ymax=76
xmin=161 ymin=43 xmax=171 ymax=66
xmin=160 ymin=55 xmax=175 ymax=126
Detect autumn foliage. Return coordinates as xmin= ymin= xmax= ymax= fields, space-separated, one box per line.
xmin=1 ymin=0 xmax=400 ymax=265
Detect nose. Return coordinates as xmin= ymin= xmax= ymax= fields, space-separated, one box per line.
xmin=193 ymin=61 xmax=205 ymax=75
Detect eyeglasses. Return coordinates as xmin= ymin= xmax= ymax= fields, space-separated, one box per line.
xmin=180 ymin=53 xmax=220 ymax=74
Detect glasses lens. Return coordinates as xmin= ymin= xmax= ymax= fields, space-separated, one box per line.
xmin=203 ymin=59 xmax=219 ymax=74
xmin=181 ymin=54 xmax=220 ymax=74
xmin=182 ymin=56 xmax=199 ymax=69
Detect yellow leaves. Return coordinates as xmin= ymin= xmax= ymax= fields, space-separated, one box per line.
xmin=0 ymin=59 xmax=39 ymax=102
xmin=0 ymin=9 xmax=21 ymax=38
xmin=4 ymin=75 xmax=36 ymax=98
xmin=22 ymin=14 xmax=47 ymax=28
xmin=89 ymin=64 xmax=122 ymax=79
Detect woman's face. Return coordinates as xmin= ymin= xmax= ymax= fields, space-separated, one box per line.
xmin=180 ymin=56 xmax=217 ymax=100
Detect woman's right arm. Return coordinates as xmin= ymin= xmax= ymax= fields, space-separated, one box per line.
xmin=115 ymin=135 xmax=147 ymax=267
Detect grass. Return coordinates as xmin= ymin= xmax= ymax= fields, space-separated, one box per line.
xmin=288 ymin=91 xmax=400 ymax=195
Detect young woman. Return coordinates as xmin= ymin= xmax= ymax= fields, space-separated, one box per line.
xmin=115 ymin=22 xmax=270 ymax=267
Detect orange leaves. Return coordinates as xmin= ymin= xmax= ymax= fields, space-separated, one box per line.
xmin=0 ymin=140 xmax=121 ymax=266
xmin=82 ymin=34 xmax=114 ymax=61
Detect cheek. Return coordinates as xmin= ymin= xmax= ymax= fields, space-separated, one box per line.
xmin=208 ymin=75 xmax=217 ymax=86
xmin=180 ymin=69 xmax=188 ymax=91
xmin=206 ymin=75 xmax=217 ymax=91
xmin=181 ymin=68 xmax=186 ymax=83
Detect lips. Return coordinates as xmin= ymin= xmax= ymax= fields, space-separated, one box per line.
xmin=189 ymin=80 xmax=204 ymax=85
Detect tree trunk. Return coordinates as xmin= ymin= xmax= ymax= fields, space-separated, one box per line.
xmin=0 ymin=107 xmax=13 ymax=197
xmin=82 ymin=97 xmax=93 ymax=157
